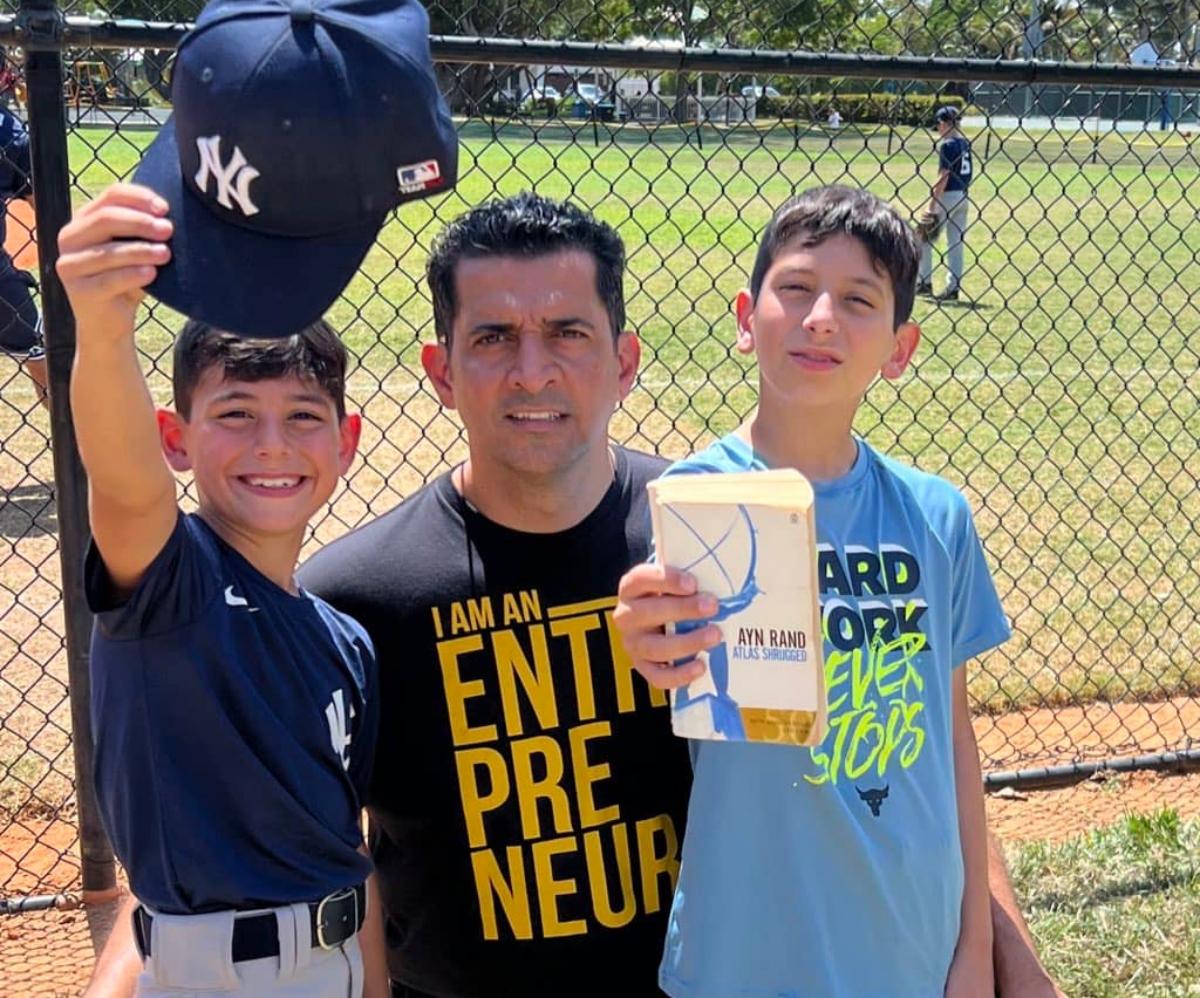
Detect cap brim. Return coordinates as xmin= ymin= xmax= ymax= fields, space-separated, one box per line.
xmin=133 ymin=117 xmax=385 ymax=338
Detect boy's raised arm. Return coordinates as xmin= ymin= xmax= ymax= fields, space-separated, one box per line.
xmin=56 ymin=183 xmax=177 ymax=591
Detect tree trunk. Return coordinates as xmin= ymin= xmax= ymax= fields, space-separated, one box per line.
xmin=142 ymin=50 xmax=173 ymax=104
xmin=673 ymin=73 xmax=691 ymax=124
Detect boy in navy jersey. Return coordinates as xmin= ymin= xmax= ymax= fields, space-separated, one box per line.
xmin=917 ymin=105 xmax=973 ymax=301
xmin=55 ymin=183 xmax=387 ymax=997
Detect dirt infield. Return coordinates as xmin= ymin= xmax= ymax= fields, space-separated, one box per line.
xmin=0 ymin=813 xmax=79 ymax=896
xmin=2 ymin=893 xmax=123 ymax=998
xmin=974 ymin=695 xmax=1200 ymax=773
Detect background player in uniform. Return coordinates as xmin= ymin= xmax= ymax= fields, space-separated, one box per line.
xmin=56 ymin=182 xmax=387 ymax=996
xmin=916 ymin=105 xmax=972 ymax=302
xmin=0 ymin=99 xmax=47 ymax=406
xmin=0 ymin=48 xmax=26 ymax=108
xmin=615 ymin=185 xmax=1059 ymax=997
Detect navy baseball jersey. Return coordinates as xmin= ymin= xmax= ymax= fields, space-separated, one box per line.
xmin=0 ymin=106 xmax=31 ymax=270
xmin=939 ymin=135 xmax=972 ymax=192
xmin=86 ymin=513 xmax=377 ymax=915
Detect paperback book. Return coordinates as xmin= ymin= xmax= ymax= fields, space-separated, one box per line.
xmin=647 ymin=469 xmax=826 ymax=745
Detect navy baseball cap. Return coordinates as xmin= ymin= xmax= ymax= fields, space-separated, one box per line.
xmin=935 ymin=105 xmax=961 ymax=124
xmin=134 ymin=0 xmax=458 ymax=337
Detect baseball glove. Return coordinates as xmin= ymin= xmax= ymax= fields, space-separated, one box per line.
xmin=915 ymin=209 xmax=943 ymax=242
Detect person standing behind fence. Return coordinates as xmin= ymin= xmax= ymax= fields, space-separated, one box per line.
xmin=0 ymin=48 xmax=25 ymax=108
xmin=916 ymin=105 xmax=972 ymax=302
xmin=299 ymin=193 xmax=695 ymax=998
xmin=55 ymin=184 xmax=388 ymax=996
xmin=0 ymin=99 xmax=47 ymax=406
xmin=615 ymin=185 xmax=1008 ymax=997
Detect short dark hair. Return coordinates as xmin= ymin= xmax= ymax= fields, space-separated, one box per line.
xmin=749 ymin=185 xmax=919 ymax=328
xmin=426 ymin=192 xmax=626 ymax=346
xmin=172 ymin=319 xmax=348 ymax=420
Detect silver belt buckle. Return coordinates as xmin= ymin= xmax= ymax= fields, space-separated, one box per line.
xmin=315 ymin=887 xmax=358 ymax=950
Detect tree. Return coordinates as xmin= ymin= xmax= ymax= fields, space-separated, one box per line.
xmin=88 ymin=0 xmax=203 ymax=102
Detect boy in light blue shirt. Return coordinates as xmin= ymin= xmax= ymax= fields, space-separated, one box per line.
xmin=614 ymin=185 xmax=1009 ymax=997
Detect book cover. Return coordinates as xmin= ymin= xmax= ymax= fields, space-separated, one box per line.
xmin=648 ymin=469 xmax=826 ymax=745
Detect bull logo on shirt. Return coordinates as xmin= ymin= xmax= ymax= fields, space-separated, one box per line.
xmin=857 ymin=784 xmax=889 ymax=817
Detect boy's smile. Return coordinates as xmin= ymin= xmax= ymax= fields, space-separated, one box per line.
xmin=160 ymin=370 xmax=360 ymax=546
xmin=238 ymin=475 xmax=304 ymax=494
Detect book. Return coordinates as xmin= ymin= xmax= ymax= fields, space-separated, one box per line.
xmin=647 ymin=469 xmax=826 ymax=745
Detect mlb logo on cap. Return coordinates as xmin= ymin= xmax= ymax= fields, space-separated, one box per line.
xmin=397 ymin=159 xmax=441 ymax=195
xmin=134 ymin=0 xmax=458 ymax=337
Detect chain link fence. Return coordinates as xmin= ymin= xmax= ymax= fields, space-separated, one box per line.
xmin=2 ymin=0 xmax=1199 ymax=900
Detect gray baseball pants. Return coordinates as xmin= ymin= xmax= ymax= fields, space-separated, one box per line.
xmin=134 ymin=901 xmax=363 ymax=996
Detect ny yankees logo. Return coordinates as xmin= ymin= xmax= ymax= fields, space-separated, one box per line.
xmin=325 ymin=689 xmax=356 ymax=770
xmin=194 ymin=136 xmax=260 ymax=216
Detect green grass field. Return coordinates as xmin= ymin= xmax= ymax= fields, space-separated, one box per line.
xmin=2 ymin=118 xmax=1197 ymax=837
xmin=1012 ymin=808 xmax=1200 ymax=996
xmin=46 ymin=116 xmax=1200 ymax=700
xmin=63 ymin=117 xmax=1197 ymax=715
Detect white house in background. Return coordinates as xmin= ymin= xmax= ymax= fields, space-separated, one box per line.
xmin=615 ymin=73 xmax=659 ymax=102
xmin=489 ymin=33 xmax=754 ymax=124
xmin=491 ymin=57 xmax=661 ymax=118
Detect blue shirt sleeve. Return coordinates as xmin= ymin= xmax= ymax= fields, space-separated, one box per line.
xmin=0 ymin=114 xmax=32 ymax=200
xmin=949 ymin=500 xmax=1011 ymax=668
xmin=85 ymin=513 xmax=219 ymax=638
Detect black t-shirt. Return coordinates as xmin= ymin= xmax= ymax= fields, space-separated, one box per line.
xmin=300 ymin=447 xmax=693 ymax=998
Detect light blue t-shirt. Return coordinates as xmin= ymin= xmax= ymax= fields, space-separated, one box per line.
xmin=659 ymin=434 xmax=1011 ymax=998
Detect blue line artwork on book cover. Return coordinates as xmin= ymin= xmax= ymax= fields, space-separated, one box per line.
xmin=672 ymin=503 xmax=761 ymax=739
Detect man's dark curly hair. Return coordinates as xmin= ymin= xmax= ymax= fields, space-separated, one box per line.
xmin=426 ymin=192 xmax=626 ymax=346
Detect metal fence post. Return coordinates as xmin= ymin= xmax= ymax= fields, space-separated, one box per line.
xmin=17 ymin=0 xmax=117 ymax=900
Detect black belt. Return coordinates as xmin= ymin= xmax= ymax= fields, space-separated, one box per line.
xmin=133 ymin=883 xmax=366 ymax=963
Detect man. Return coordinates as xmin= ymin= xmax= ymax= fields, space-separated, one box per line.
xmin=300 ymin=192 xmax=692 ymax=997
xmin=85 ymin=192 xmax=1060 ymax=998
